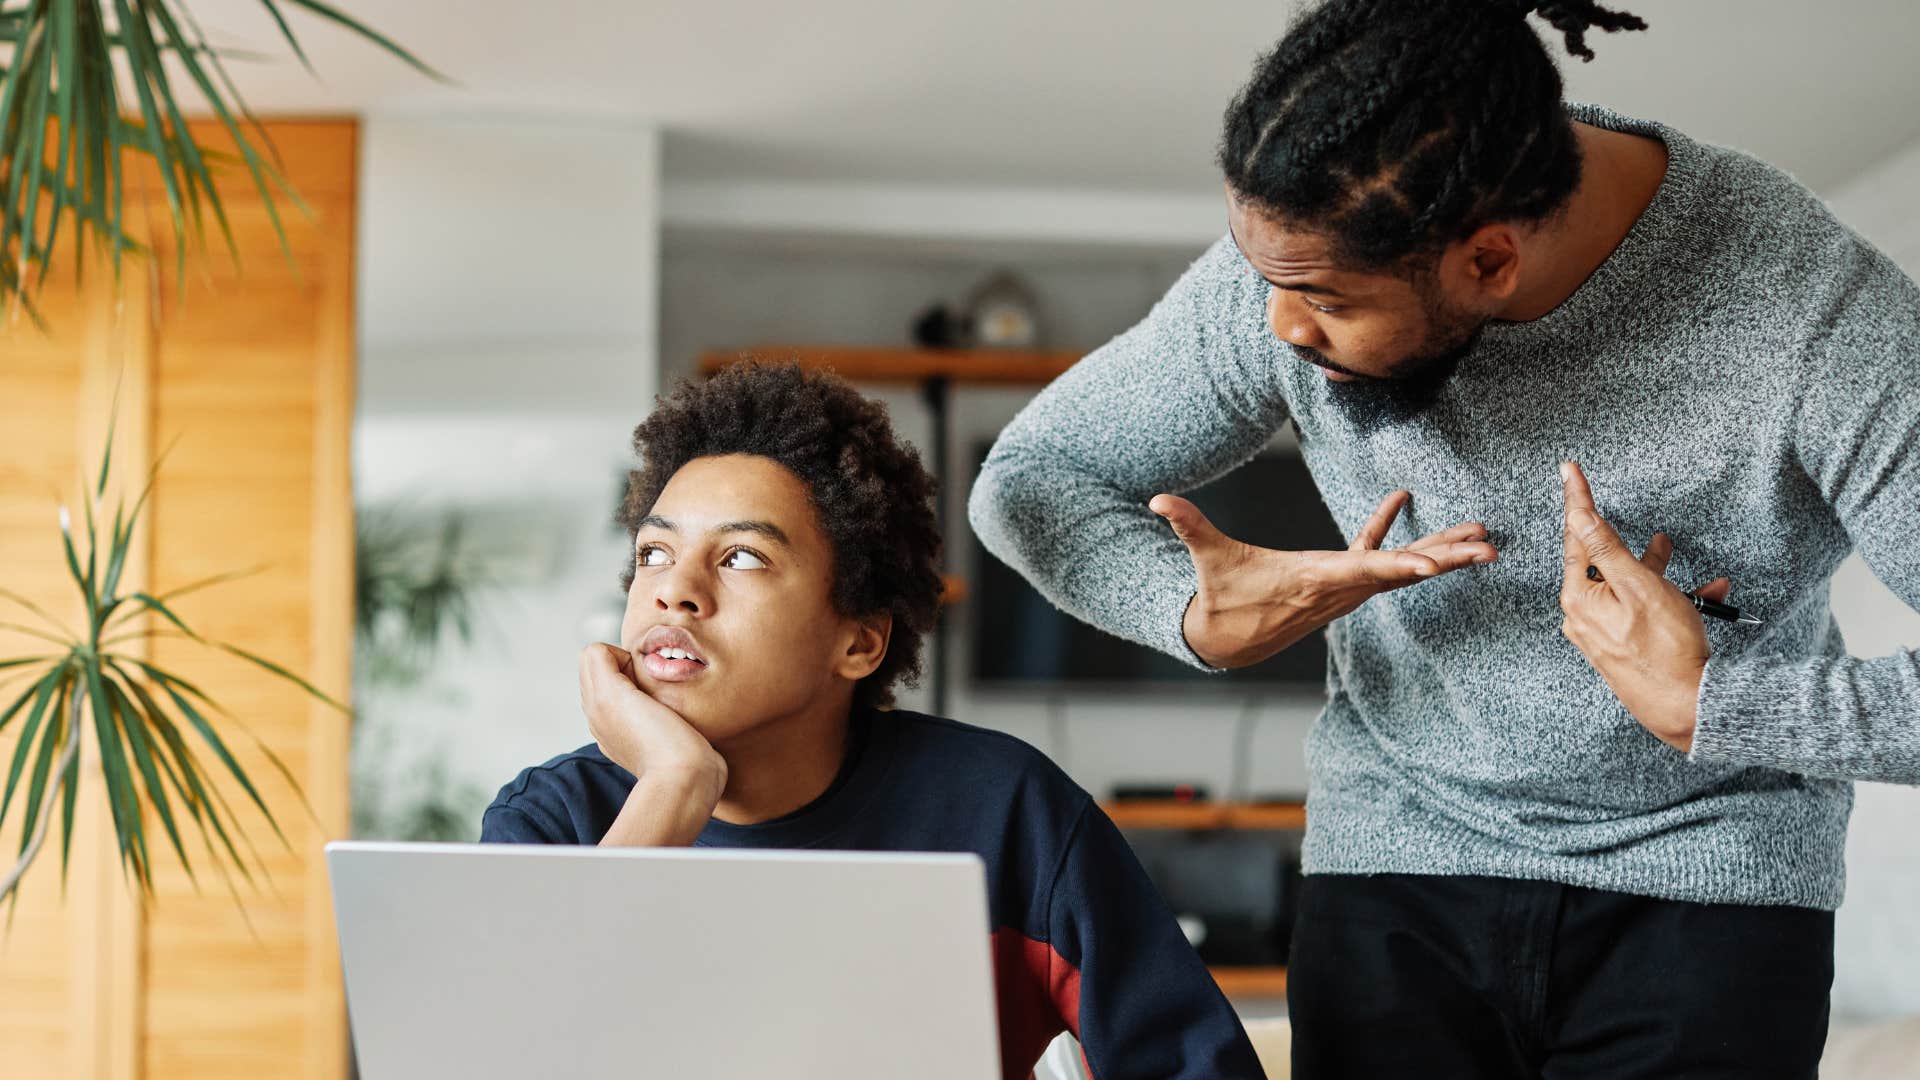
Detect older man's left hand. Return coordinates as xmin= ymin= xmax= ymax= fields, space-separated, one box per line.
xmin=1558 ymin=461 xmax=1734 ymax=752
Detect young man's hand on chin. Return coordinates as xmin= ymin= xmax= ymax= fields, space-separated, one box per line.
xmin=578 ymin=642 xmax=728 ymax=847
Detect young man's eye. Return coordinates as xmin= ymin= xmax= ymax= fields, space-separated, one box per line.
xmin=721 ymin=547 xmax=767 ymax=571
xmin=1310 ymin=303 xmax=1343 ymax=315
xmin=637 ymin=545 xmax=670 ymax=567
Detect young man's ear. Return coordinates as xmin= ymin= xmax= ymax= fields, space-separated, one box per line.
xmin=835 ymin=614 xmax=892 ymax=682
xmin=1446 ymin=222 xmax=1524 ymax=305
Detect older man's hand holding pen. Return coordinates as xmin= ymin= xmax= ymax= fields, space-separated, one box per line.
xmin=1558 ymin=461 xmax=1749 ymax=753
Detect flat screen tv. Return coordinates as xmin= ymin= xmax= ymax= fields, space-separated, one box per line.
xmin=968 ymin=440 xmax=1346 ymax=690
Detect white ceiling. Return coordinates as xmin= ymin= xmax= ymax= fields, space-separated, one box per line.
xmin=189 ymin=0 xmax=1920 ymax=194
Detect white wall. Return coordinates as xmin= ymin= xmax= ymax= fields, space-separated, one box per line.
xmin=1820 ymin=143 xmax=1920 ymax=1022
xmin=360 ymin=113 xmax=662 ymax=410
xmin=355 ymin=115 xmax=663 ymax=825
xmin=662 ymin=180 xmax=1224 ymax=250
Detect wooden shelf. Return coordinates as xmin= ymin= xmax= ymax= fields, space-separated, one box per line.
xmin=699 ymin=346 xmax=1080 ymax=385
xmin=1099 ymin=800 xmax=1307 ymax=831
xmin=1210 ymin=965 xmax=1289 ymax=998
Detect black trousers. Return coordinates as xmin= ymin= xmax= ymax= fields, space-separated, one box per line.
xmin=1286 ymin=874 xmax=1835 ymax=1080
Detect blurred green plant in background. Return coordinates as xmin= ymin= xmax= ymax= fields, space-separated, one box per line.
xmin=351 ymin=508 xmax=491 ymax=843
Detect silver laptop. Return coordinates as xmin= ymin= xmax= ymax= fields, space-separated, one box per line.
xmin=327 ymin=842 xmax=1001 ymax=1080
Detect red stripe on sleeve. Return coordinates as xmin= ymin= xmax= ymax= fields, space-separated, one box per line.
xmin=989 ymin=927 xmax=1088 ymax=1080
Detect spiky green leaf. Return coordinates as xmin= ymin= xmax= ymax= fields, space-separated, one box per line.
xmin=109 ymin=659 xmax=254 ymax=887
xmin=21 ymin=680 xmax=72 ymax=859
xmin=57 ymin=687 xmax=80 ymax=883
xmin=102 ymin=591 xmax=203 ymax=645
xmin=105 ymin=674 xmax=190 ymax=883
xmin=217 ymin=642 xmax=347 ymax=714
xmin=57 ymin=507 xmax=95 ymax=624
xmin=131 ymin=659 xmax=286 ymax=848
xmin=0 ymin=585 xmax=76 ymax=638
xmin=85 ymin=662 xmax=148 ymax=885
xmin=276 ymin=0 xmax=447 ymax=82
xmin=0 ymin=666 xmax=66 ymax=828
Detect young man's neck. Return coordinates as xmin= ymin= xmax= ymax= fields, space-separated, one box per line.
xmin=707 ymin=689 xmax=857 ymax=826
xmin=1499 ymin=121 xmax=1670 ymax=323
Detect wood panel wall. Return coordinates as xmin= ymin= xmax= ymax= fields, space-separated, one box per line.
xmin=0 ymin=118 xmax=357 ymax=1080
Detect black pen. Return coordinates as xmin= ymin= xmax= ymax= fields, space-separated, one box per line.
xmin=1690 ymin=593 xmax=1763 ymax=626
xmin=1585 ymin=564 xmax=1764 ymax=625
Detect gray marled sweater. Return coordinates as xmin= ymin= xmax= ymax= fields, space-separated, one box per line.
xmin=969 ymin=104 xmax=1920 ymax=910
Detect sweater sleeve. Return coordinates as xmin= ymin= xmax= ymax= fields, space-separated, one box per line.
xmin=966 ymin=234 xmax=1291 ymax=670
xmin=479 ymin=801 xmax=570 ymax=844
xmin=1691 ymin=242 xmax=1920 ymax=785
xmin=1047 ymin=802 xmax=1266 ymax=1080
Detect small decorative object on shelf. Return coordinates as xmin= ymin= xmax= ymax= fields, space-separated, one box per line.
xmin=911 ymin=303 xmax=970 ymax=349
xmin=963 ymin=270 xmax=1044 ymax=350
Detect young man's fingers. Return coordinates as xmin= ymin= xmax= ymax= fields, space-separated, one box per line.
xmin=614 ymin=646 xmax=642 ymax=686
xmin=580 ymin=641 xmax=619 ymax=681
xmin=579 ymin=642 xmax=623 ymax=709
xmin=581 ymin=642 xmax=652 ymax=705
xmin=1351 ymin=489 xmax=1412 ymax=551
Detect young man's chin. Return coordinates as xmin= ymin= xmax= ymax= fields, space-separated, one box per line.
xmin=640 ymin=678 xmax=704 ymax=717
xmin=643 ymin=682 xmax=752 ymax=743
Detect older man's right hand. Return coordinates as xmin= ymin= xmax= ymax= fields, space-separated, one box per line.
xmin=1149 ymin=488 xmax=1498 ymax=669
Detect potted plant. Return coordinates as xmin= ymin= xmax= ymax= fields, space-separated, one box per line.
xmin=0 ymin=413 xmax=348 ymax=902
xmin=0 ymin=0 xmax=436 ymax=901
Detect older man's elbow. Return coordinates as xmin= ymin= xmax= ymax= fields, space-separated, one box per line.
xmin=967 ymin=460 xmax=1021 ymax=562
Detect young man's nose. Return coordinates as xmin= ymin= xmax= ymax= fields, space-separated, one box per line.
xmin=652 ymin=565 xmax=712 ymax=615
xmin=1267 ymin=288 xmax=1328 ymax=351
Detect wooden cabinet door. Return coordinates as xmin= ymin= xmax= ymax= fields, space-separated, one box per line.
xmin=0 ymin=118 xmax=357 ymax=1080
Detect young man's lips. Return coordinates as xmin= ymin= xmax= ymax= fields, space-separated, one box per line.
xmin=640 ymin=651 xmax=708 ymax=682
xmin=636 ymin=625 xmax=709 ymax=681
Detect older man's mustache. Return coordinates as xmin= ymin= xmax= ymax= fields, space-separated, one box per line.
xmin=1289 ymin=345 xmax=1377 ymax=380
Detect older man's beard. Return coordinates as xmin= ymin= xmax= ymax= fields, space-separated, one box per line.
xmin=1309 ymin=289 xmax=1485 ymax=431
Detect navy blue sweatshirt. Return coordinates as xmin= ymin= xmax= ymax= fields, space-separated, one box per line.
xmin=481 ymin=708 xmax=1265 ymax=1080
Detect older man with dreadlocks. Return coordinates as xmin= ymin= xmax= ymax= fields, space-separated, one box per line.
xmin=972 ymin=0 xmax=1920 ymax=1076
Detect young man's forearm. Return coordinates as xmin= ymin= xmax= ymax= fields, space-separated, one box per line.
xmin=598 ymin=767 xmax=724 ymax=848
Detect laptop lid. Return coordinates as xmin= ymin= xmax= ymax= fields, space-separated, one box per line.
xmin=327 ymin=842 xmax=1000 ymax=1080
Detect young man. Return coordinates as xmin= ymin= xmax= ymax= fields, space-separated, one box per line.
xmin=971 ymin=0 xmax=1920 ymax=1076
xmin=481 ymin=362 xmax=1264 ymax=1080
